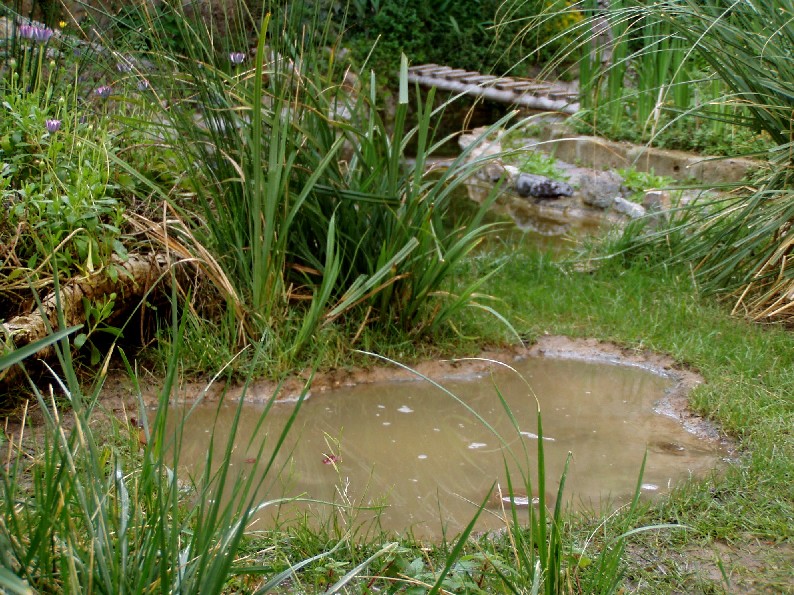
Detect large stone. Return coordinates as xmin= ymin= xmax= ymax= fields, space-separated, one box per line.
xmin=515 ymin=173 xmax=574 ymax=199
xmin=612 ymin=197 xmax=646 ymax=219
xmin=642 ymin=190 xmax=670 ymax=212
xmin=535 ymin=122 xmax=759 ymax=184
xmin=579 ymin=170 xmax=625 ymax=209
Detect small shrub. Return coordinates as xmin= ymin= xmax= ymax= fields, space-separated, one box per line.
xmin=1 ymin=34 xmax=128 ymax=285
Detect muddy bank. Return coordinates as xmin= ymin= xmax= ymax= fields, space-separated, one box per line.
xmin=109 ymin=336 xmax=724 ymax=445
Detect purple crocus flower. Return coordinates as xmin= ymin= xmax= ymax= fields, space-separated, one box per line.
xmin=45 ymin=119 xmax=62 ymax=133
xmin=95 ymin=85 xmax=113 ymax=98
xmin=18 ymin=24 xmax=34 ymax=39
xmin=137 ymin=79 xmax=150 ymax=91
xmin=229 ymin=52 xmax=246 ymax=65
xmin=32 ymin=27 xmax=54 ymax=43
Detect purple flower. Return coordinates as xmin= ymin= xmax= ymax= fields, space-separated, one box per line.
xmin=33 ymin=27 xmax=54 ymax=43
xmin=19 ymin=25 xmax=54 ymax=43
xmin=95 ymin=85 xmax=113 ymax=99
xmin=45 ymin=119 xmax=62 ymax=133
xmin=229 ymin=52 xmax=246 ymax=65
xmin=116 ymin=61 xmax=133 ymax=73
xmin=137 ymin=79 xmax=150 ymax=91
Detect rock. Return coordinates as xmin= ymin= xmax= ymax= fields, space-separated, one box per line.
xmin=480 ymin=163 xmax=520 ymax=185
xmin=481 ymin=162 xmax=508 ymax=183
xmin=642 ymin=190 xmax=670 ymax=226
xmin=503 ymin=165 xmax=520 ymax=181
xmin=583 ymin=193 xmax=615 ymax=210
xmin=579 ymin=170 xmax=625 ymax=208
xmin=642 ymin=190 xmax=670 ymax=212
xmin=515 ymin=173 xmax=574 ymax=199
xmin=612 ymin=197 xmax=646 ymax=219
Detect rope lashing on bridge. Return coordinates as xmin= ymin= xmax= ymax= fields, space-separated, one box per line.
xmin=406 ymin=64 xmax=580 ymax=114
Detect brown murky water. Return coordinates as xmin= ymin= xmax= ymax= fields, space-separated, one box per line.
xmin=168 ymin=357 xmax=726 ymax=540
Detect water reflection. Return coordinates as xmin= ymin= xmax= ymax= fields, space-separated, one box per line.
xmin=168 ymin=358 xmax=726 ymax=540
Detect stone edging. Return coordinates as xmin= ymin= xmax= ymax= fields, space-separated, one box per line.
xmin=533 ymin=122 xmax=759 ymax=184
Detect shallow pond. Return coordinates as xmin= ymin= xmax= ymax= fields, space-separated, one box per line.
xmin=168 ymin=356 xmax=727 ymax=540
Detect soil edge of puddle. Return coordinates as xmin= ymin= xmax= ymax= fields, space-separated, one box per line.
xmin=118 ymin=335 xmax=728 ymax=449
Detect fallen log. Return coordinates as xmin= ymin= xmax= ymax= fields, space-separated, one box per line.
xmin=2 ymin=252 xmax=173 ymax=367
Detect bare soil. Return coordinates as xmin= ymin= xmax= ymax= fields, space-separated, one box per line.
xmin=82 ymin=335 xmax=723 ymax=446
xmin=626 ymin=539 xmax=794 ymax=594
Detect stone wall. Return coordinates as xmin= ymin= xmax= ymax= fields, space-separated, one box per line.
xmin=8 ymin=0 xmax=245 ymax=32
xmin=10 ymin=0 xmax=124 ymax=26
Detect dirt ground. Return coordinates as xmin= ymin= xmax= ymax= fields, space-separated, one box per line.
xmin=626 ymin=539 xmax=794 ymax=594
xmin=2 ymin=335 xmax=722 ymax=445
xmin=8 ymin=335 xmax=780 ymax=593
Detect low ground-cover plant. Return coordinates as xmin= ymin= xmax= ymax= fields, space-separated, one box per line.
xmin=0 ymin=17 xmax=136 ymax=325
xmin=518 ymin=149 xmax=568 ymax=180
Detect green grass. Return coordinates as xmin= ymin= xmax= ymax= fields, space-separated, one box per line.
xmin=3 ymin=235 xmax=792 ymax=593
xmin=2 ymin=0 xmax=793 ymax=591
xmin=461 ymin=242 xmax=793 ymax=591
xmin=157 ymin=241 xmax=793 ymax=592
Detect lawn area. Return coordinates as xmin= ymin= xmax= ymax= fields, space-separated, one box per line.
xmin=1 ymin=0 xmax=792 ymax=592
xmin=474 ymin=244 xmax=794 ymax=592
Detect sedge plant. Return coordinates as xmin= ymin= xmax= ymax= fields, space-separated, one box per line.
xmin=590 ymin=0 xmax=794 ymax=322
xmin=498 ymin=0 xmax=793 ymax=323
xmin=87 ymin=0 xmax=515 ymax=370
xmin=0 ymin=282 xmax=332 ymax=593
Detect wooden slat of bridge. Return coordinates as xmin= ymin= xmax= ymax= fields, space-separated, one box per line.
xmin=406 ymin=64 xmax=579 ymax=114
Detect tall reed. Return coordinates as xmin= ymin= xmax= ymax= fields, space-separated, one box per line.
xmin=0 ymin=294 xmax=312 ymax=593
xmin=96 ymin=0 xmax=512 ymax=362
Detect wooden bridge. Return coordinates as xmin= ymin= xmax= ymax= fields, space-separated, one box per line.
xmin=407 ymin=64 xmax=579 ymax=114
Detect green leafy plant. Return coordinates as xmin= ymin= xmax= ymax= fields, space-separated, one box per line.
xmin=103 ymin=1 xmax=514 ymax=365
xmin=1 ymin=17 xmax=131 ymax=320
xmin=617 ymin=168 xmax=673 ymax=194
xmin=615 ymin=167 xmax=676 ymax=204
xmin=519 ymin=149 xmax=568 ymax=179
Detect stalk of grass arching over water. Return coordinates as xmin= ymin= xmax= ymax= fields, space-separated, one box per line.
xmin=491 ymin=385 xmax=667 ymax=595
xmin=359 ymin=354 xmax=670 ymax=594
xmin=0 ymin=293 xmax=322 ymax=593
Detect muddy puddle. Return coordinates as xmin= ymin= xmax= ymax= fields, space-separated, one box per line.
xmin=164 ymin=345 xmax=728 ymax=540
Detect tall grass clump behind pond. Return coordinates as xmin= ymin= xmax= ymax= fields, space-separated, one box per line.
xmin=501 ymin=0 xmax=793 ymax=323
xmin=503 ymin=0 xmax=772 ymax=155
xmin=98 ymin=0 xmax=513 ymax=366
xmin=0 ymin=303 xmax=324 ymax=593
xmin=594 ymin=0 xmax=794 ymax=323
